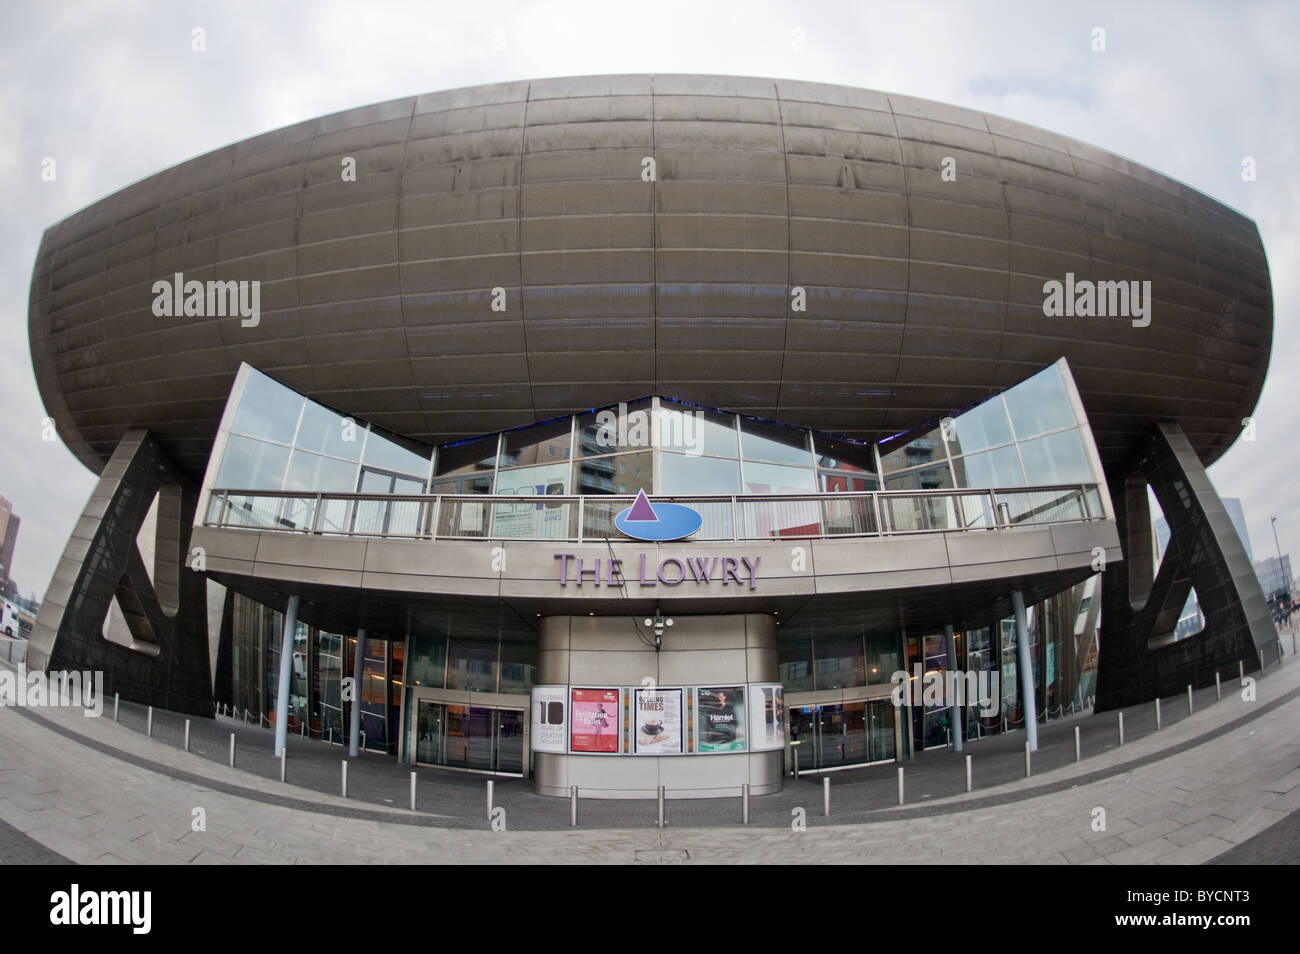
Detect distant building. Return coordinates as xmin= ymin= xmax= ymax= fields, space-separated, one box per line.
xmin=1255 ymin=555 xmax=1293 ymax=602
xmin=0 ymin=496 xmax=19 ymax=596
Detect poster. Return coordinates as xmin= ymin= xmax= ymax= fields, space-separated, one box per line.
xmin=696 ymin=686 xmax=746 ymax=752
xmin=570 ymin=688 xmax=620 ymax=753
xmin=633 ymin=687 xmax=683 ymax=754
xmin=747 ymin=683 xmax=786 ymax=751
xmin=530 ymin=686 xmax=567 ymax=754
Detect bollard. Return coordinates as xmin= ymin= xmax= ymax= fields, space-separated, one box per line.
xmin=1024 ymin=742 xmax=1031 ymax=778
xmin=301 ymin=721 xmax=306 ymax=738
xmin=1118 ymin=711 xmax=1125 ymax=746
xmin=1292 ymin=631 xmax=1297 ymax=656
xmin=1187 ymin=684 xmax=1194 ymax=715
xmin=1001 ymin=714 xmax=1007 ymax=734
xmin=570 ymin=786 xmax=578 ymax=827
xmin=410 ymin=772 xmax=417 ymax=811
xmin=1239 ymin=660 xmax=1244 ymax=680
xmin=792 ymin=747 xmax=799 ymax=777
xmin=361 ymin=731 xmax=366 ymax=754
xmin=229 ymin=733 xmax=236 ymax=767
xmin=280 ymin=749 xmax=286 ymax=782
xmin=184 ymin=719 xmax=191 ymax=753
xmin=1074 ymin=725 xmax=1081 ymax=763
xmin=1155 ymin=697 xmax=1162 ymax=731
xmin=1216 ymin=672 xmax=1222 ymax=700
xmin=114 ymin=693 xmax=119 ymax=721
xmin=897 ymin=766 xmax=905 ymax=805
xmin=146 ymin=706 xmax=153 ymax=738
xmin=329 ymin=728 xmax=334 ymax=745
xmin=823 ymin=776 xmax=831 ymax=817
xmin=742 ymin=783 xmax=750 ymax=825
xmin=486 ymin=780 xmax=494 ymax=821
xmin=341 ymin=761 xmax=348 ymax=797
xmin=657 ymin=785 xmax=666 ymax=828
xmin=946 ymin=727 xmax=951 ymax=750
xmin=965 ymin=754 xmax=972 ymax=793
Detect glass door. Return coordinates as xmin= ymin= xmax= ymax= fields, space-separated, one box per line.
xmin=413 ymin=699 xmax=525 ymax=775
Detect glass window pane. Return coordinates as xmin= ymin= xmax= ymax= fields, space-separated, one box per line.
xmin=499 ymin=639 xmax=536 ymax=694
xmin=879 ymin=428 xmax=945 ymax=473
xmin=657 ymin=404 xmax=738 ymax=458
xmin=821 ymin=471 xmax=878 ymax=492
xmin=494 ymin=461 xmax=570 ymax=496
xmin=446 ymin=639 xmax=497 ymax=692
xmin=285 ymin=450 xmax=359 ymax=492
xmin=885 ymin=463 xmax=953 ymax=491
xmin=951 ymin=445 xmax=1025 ymax=488
xmin=742 ymin=460 xmax=817 ymax=495
xmin=230 ymin=371 xmax=303 ymax=444
xmin=407 ymin=633 xmax=447 ymax=689
xmin=363 ymin=429 xmax=430 ymax=480
xmin=502 ymin=417 xmax=572 ymax=466
xmin=574 ymin=451 xmax=652 ymax=495
xmin=577 ymin=399 xmax=653 ymax=456
xmin=1018 ymin=429 xmax=1094 ymax=484
xmin=430 ymin=474 xmax=492 ymax=495
xmin=215 ymin=435 xmax=290 ymax=489
xmin=778 ymin=635 xmax=814 ymax=692
xmin=945 ymin=397 xmax=1014 ymax=456
xmin=658 ymin=453 xmax=741 ymax=495
xmin=435 ymin=435 xmax=499 ymax=478
xmin=296 ymin=402 xmax=362 ymax=460
xmin=814 ymin=434 xmax=876 ymax=472
xmin=740 ymin=418 xmax=811 ymax=466
xmin=1004 ymin=364 xmax=1077 ymax=438
xmin=815 ymin=634 xmax=865 ymax=690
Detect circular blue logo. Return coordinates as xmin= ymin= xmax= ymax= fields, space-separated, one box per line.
xmin=614 ymin=490 xmax=703 ymax=541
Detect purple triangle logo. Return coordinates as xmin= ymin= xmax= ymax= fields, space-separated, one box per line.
xmin=625 ymin=489 xmax=658 ymax=522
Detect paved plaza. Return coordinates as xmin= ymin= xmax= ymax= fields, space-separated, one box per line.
xmin=1 ymin=646 xmax=1298 ymax=864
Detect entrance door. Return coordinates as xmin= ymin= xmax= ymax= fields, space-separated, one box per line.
xmin=414 ymin=700 xmax=524 ymax=775
xmin=792 ymin=700 xmax=896 ymax=773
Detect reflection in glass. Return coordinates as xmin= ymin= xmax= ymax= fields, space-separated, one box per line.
xmin=814 ymin=434 xmax=875 ymax=473
xmin=575 ymin=451 xmax=652 ymax=495
xmin=740 ymin=417 xmax=811 ymax=466
xmin=743 ymin=460 xmax=817 ymax=495
xmin=502 ymin=417 xmax=571 ymax=466
xmin=576 ymin=399 xmax=652 ymax=457
xmin=658 ymin=453 xmax=741 ymax=495
xmin=435 ymin=435 xmax=498 ymax=477
xmin=885 ymin=463 xmax=953 ymax=491
xmin=879 ymin=428 xmax=945 ymax=473
xmin=284 ymin=449 xmax=358 ymax=492
xmin=1018 ymin=430 xmax=1093 ymax=485
xmin=1004 ymin=364 xmax=1076 ymax=438
xmin=215 ymin=436 xmax=290 ymax=490
xmin=659 ymin=405 xmax=738 ymax=457
xmin=447 ymin=639 xmax=498 ymax=692
xmin=296 ymin=402 xmax=362 ymax=460
xmin=363 ymin=429 xmax=430 ymax=479
xmin=230 ymin=371 xmax=303 ymax=444
xmin=951 ymin=445 xmax=1025 ymax=488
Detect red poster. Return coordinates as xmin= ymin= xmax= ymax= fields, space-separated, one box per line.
xmin=570 ymin=688 xmax=620 ymax=753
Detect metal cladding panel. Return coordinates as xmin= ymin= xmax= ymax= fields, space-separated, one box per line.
xmin=29 ymin=74 xmax=1271 ymax=480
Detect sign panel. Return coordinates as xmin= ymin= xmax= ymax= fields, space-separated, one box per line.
xmin=570 ymin=688 xmax=620 ymax=753
xmin=633 ymin=687 xmax=683 ymax=754
xmin=696 ymin=686 xmax=746 ymax=752
xmin=530 ymin=686 xmax=568 ymax=754
xmin=748 ymin=684 xmax=786 ymax=751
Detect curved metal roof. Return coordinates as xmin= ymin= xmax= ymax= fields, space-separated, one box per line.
xmin=28 ymin=74 xmax=1272 ymax=481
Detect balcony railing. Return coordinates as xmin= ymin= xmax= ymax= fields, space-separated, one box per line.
xmin=202 ymin=484 xmax=1105 ymax=544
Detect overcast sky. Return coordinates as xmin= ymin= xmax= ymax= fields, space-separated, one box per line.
xmin=1 ymin=0 xmax=1296 ymax=598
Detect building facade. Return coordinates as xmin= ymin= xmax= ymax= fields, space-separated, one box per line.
xmin=26 ymin=75 xmax=1277 ymax=796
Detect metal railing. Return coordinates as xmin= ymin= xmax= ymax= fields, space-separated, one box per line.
xmin=202 ymin=483 xmax=1104 ymax=544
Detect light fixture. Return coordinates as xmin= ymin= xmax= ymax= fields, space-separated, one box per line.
xmin=645 ymin=609 xmax=673 ymax=651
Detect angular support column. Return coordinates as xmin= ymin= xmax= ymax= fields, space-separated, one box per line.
xmin=27 ymin=429 xmax=212 ymax=716
xmin=273 ymin=595 xmax=299 ymax=757
xmin=348 ymin=627 xmax=367 ymax=757
xmin=1011 ymin=590 xmax=1038 ymax=752
xmin=1096 ymin=422 xmax=1277 ymax=709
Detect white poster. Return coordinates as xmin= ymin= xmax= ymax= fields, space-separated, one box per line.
xmin=530 ymin=686 xmax=568 ymax=754
xmin=748 ymin=683 xmax=786 ymax=751
xmin=633 ymin=687 xmax=683 ymax=754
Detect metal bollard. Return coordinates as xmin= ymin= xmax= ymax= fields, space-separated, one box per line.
xmin=657 ymin=785 xmax=666 ymax=828
xmin=1187 ymin=684 xmax=1194 ymax=715
xmin=1216 ymin=672 xmax=1221 ymax=700
xmin=1118 ymin=711 xmax=1125 ymax=746
xmin=114 ymin=693 xmax=119 ymax=721
xmin=1024 ymin=742 xmax=1031 ymax=778
xmin=965 ymin=754 xmax=972 ymax=793
xmin=742 ymin=783 xmax=750 ymax=825
xmin=946 ymin=727 xmax=951 ymax=749
xmin=897 ymin=766 xmax=905 ymax=805
xmin=570 ymin=786 xmax=578 ymax=827
xmin=486 ymin=780 xmax=494 ymax=821
xmin=792 ymin=747 xmax=799 ymax=777
xmin=1239 ymin=660 xmax=1244 ymax=680
xmin=823 ymin=776 xmax=831 ymax=817
xmin=341 ymin=761 xmax=348 ymax=797
xmin=1155 ymin=697 xmax=1162 ymax=731
xmin=301 ymin=721 xmax=306 ymax=738
xmin=184 ymin=719 xmax=191 ymax=752
xmin=410 ymin=772 xmax=417 ymax=811
xmin=361 ymin=731 xmax=366 ymax=753
xmin=146 ymin=706 xmax=153 ymax=738
xmin=1074 ymin=725 xmax=1081 ymax=763
xmin=229 ymin=733 xmax=236 ymax=767
xmin=280 ymin=749 xmax=286 ymax=782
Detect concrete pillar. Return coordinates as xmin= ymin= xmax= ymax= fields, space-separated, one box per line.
xmin=273 ymin=595 xmax=299 ymax=757
xmin=943 ymin=623 xmax=962 ymax=752
xmin=1011 ymin=590 xmax=1038 ymax=752
xmin=348 ymin=628 xmax=367 ymax=757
